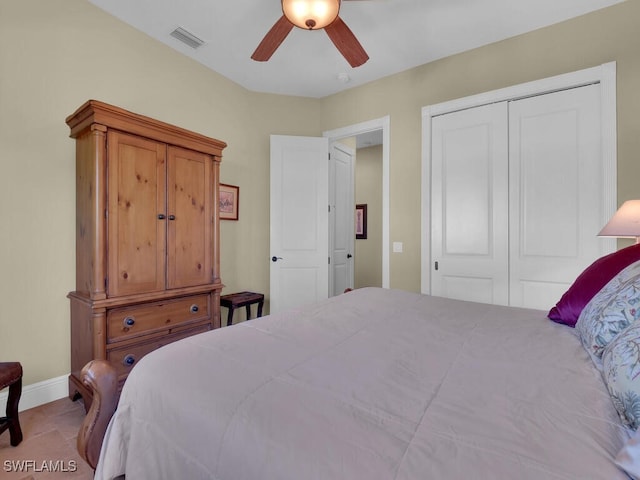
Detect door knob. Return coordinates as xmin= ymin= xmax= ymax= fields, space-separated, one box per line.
xmin=347 ymin=254 xmax=353 ymax=258
xmin=272 ymin=256 xmax=283 ymax=262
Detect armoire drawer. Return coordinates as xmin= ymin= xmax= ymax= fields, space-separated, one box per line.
xmin=107 ymin=294 xmax=210 ymax=343
xmin=107 ymin=324 xmax=211 ymax=378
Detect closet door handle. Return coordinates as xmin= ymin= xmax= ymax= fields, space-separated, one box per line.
xmin=158 ymin=214 xmax=166 ymax=220
xmin=168 ymin=215 xmax=176 ymax=221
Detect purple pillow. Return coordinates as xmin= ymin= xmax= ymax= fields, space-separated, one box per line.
xmin=548 ymin=243 xmax=640 ymax=327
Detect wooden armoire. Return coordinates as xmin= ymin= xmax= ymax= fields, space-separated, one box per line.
xmin=66 ymin=100 xmax=226 ymax=403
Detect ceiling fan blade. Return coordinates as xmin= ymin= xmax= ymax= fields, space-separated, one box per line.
xmin=251 ymin=15 xmax=294 ymax=62
xmin=324 ymin=16 xmax=369 ymax=68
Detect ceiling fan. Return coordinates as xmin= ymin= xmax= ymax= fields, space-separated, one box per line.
xmin=251 ymin=0 xmax=369 ymax=68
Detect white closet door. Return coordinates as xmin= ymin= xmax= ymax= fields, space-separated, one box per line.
xmin=508 ymin=84 xmax=603 ymax=309
xmin=431 ymin=102 xmax=510 ymax=305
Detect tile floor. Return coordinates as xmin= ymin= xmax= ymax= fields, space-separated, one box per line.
xmin=0 ymin=398 xmax=93 ymax=479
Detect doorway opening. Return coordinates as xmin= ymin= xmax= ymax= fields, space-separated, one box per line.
xmin=324 ymin=116 xmax=390 ymax=292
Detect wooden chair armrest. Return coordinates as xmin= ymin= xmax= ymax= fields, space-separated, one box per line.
xmin=76 ymin=360 xmax=118 ymax=470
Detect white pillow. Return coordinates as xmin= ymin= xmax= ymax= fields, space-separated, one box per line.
xmin=617 ymin=429 xmax=640 ymax=479
xmin=576 ymin=260 xmax=640 ymax=365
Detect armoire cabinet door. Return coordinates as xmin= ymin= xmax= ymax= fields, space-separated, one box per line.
xmin=166 ymin=146 xmax=213 ymax=289
xmin=107 ymin=131 xmax=167 ymax=297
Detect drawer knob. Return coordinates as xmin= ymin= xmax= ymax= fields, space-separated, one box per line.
xmin=123 ymin=354 xmax=136 ymax=367
xmin=190 ymin=304 xmax=199 ymax=313
xmin=123 ymin=316 xmax=135 ymax=327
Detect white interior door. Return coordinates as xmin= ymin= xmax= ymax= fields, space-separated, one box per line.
xmin=270 ymin=135 xmax=329 ymax=314
xmin=329 ymin=142 xmax=355 ymax=296
xmin=509 ymin=84 xmax=604 ymax=309
xmin=431 ymin=102 xmax=510 ymax=305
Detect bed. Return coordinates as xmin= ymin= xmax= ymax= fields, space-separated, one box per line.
xmin=77 ymin=283 xmax=640 ymax=480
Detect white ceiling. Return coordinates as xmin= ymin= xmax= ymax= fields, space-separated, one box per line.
xmin=88 ymin=0 xmax=625 ymax=99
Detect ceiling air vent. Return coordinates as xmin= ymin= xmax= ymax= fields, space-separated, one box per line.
xmin=170 ymin=27 xmax=205 ymax=49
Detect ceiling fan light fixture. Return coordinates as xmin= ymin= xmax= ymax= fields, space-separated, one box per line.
xmin=282 ymin=0 xmax=340 ymax=30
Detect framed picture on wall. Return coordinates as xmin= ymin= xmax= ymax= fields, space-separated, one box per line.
xmin=220 ymin=184 xmax=239 ymax=220
xmin=356 ymin=204 xmax=367 ymax=239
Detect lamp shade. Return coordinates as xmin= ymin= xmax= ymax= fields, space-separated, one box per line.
xmin=599 ymin=200 xmax=640 ymax=241
xmin=282 ymin=0 xmax=340 ymax=30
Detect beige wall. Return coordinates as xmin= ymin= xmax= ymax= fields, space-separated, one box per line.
xmin=1 ymin=0 xmax=639 ymax=389
xmin=320 ymin=0 xmax=640 ymax=292
xmin=355 ymin=146 xmax=383 ymax=288
xmin=0 ymin=0 xmax=320 ymax=385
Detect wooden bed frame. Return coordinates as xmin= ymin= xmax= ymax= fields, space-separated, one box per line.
xmin=76 ymin=360 xmax=119 ymax=470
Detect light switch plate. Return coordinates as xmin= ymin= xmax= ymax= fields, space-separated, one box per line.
xmin=393 ymin=241 xmax=403 ymax=253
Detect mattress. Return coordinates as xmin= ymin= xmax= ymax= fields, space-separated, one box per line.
xmin=95 ymin=287 xmax=631 ymax=479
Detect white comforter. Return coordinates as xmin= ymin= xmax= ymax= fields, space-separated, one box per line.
xmin=96 ymin=288 xmax=631 ymax=479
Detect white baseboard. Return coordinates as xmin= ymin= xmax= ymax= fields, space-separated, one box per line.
xmin=0 ymin=374 xmax=69 ymax=412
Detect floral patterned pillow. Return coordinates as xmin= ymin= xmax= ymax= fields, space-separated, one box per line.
xmin=603 ymin=321 xmax=640 ymax=429
xmin=576 ymin=260 xmax=640 ymax=364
